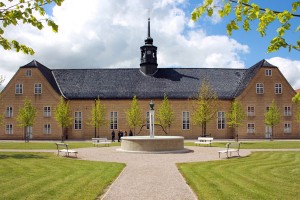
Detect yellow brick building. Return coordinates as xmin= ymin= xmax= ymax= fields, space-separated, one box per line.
xmin=0 ymin=19 xmax=298 ymax=140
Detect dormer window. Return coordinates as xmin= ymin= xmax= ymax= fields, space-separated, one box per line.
xmin=26 ymin=69 xmax=32 ymax=77
xmin=34 ymin=83 xmax=42 ymax=94
xmin=265 ymin=69 xmax=272 ymax=76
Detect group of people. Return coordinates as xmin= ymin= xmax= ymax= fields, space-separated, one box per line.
xmin=111 ymin=129 xmax=133 ymax=142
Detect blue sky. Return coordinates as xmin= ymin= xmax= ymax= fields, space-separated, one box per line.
xmin=0 ymin=0 xmax=299 ymax=89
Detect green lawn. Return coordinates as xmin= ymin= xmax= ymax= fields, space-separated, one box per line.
xmin=178 ymin=152 xmax=300 ymax=200
xmin=0 ymin=152 xmax=125 ymax=200
xmin=185 ymin=141 xmax=300 ymax=149
xmin=0 ymin=141 xmax=121 ymax=149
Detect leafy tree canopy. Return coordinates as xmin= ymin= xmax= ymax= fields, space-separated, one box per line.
xmin=192 ymin=0 xmax=300 ymax=52
xmin=17 ymin=98 xmax=36 ymax=127
xmin=0 ymin=0 xmax=64 ymax=54
xmin=264 ymin=100 xmax=281 ymax=126
xmin=54 ymin=96 xmax=72 ymax=128
xmin=126 ymin=96 xmax=142 ymax=134
xmin=156 ymin=94 xmax=175 ymax=132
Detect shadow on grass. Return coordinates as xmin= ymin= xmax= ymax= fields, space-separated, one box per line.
xmin=0 ymin=153 xmax=49 ymax=159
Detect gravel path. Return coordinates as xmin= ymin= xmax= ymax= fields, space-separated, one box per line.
xmin=77 ymin=146 xmax=252 ymax=200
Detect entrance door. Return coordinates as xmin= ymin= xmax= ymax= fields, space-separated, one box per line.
xmin=265 ymin=125 xmax=271 ymax=139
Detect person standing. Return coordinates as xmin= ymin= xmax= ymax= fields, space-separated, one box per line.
xmin=111 ymin=130 xmax=115 ymax=142
xmin=118 ymin=130 xmax=121 ymax=142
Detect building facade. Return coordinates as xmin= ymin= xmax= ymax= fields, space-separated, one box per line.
xmin=0 ymin=19 xmax=298 ymax=140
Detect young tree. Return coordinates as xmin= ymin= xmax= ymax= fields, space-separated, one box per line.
xmin=264 ymin=100 xmax=281 ymax=141
xmin=54 ymin=96 xmax=72 ymax=142
xmin=156 ymin=94 xmax=175 ymax=134
xmin=192 ymin=78 xmax=218 ymax=137
xmin=192 ymin=1 xmax=300 ymax=52
xmin=227 ymin=99 xmax=246 ymax=142
xmin=16 ymin=98 xmax=37 ymax=142
xmin=87 ymin=98 xmax=106 ymax=138
xmin=0 ymin=0 xmax=64 ymax=54
xmin=126 ymin=96 xmax=142 ymax=135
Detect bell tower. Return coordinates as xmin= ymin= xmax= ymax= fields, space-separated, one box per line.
xmin=140 ymin=18 xmax=158 ymax=75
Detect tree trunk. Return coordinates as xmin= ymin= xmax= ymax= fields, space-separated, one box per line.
xmin=61 ymin=127 xmax=64 ymax=142
xmin=235 ymin=126 xmax=239 ymax=142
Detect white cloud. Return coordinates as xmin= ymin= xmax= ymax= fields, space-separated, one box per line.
xmin=267 ymin=57 xmax=300 ymax=90
xmin=0 ymin=0 xmax=250 ymax=88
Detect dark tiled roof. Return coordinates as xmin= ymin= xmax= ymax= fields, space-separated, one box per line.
xmin=21 ymin=59 xmax=276 ymax=100
xmin=21 ymin=60 xmax=60 ymax=94
xmin=52 ymin=68 xmax=247 ymax=99
xmin=234 ymin=59 xmax=276 ymax=96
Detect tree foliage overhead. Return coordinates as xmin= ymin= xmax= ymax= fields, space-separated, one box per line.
xmin=126 ymin=96 xmax=142 ymax=135
xmin=87 ymin=98 xmax=106 ymax=138
xmin=156 ymin=94 xmax=175 ymax=134
xmin=192 ymin=0 xmax=300 ymax=52
xmin=0 ymin=0 xmax=64 ymax=54
xmin=192 ymin=78 xmax=218 ymax=136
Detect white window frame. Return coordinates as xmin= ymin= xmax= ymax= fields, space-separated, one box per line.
xmin=6 ymin=106 xmax=13 ymax=118
xmin=275 ymin=83 xmax=282 ymax=94
xmin=26 ymin=69 xmax=32 ymax=77
xmin=247 ymin=123 xmax=255 ymax=134
xmin=74 ymin=111 xmax=82 ymax=130
xmin=182 ymin=111 xmax=190 ymax=130
xmin=15 ymin=84 xmax=23 ymax=94
xmin=247 ymin=106 xmax=255 ymax=116
xmin=5 ymin=124 xmax=13 ymax=134
xmin=284 ymin=106 xmax=292 ymax=116
xmin=43 ymin=106 xmax=51 ymax=117
xmin=43 ymin=124 xmax=51 ymax=134
xmin=284 ymin=123 xmax=291 ymax=133
xmin=256 ymin=83 xmax=264 ymax=94
xmin=110 ymin=111 xmax=118 ymax=130
xmin=34 ymin=83 xmax=42 ymax=94
xmin=217 ymin=111 xmax=225 ymax=130
xmin=265 ymin=69 xmax=272 ymax=76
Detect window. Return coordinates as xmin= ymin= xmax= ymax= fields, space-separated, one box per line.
xmin=247 ymin=123 xmax=255 ymax=134
xmin=74 ymin=112 xmax=82 ymax=130
xmin=265 ymin=69 xmax=272 ymax=76
xmin=44 ymin=124 xmax=51 ymax=134
xmin=284 ymin=123 xmax=291 ymax=133
xmin=15 ymin=84 xmax=23 ymax=94
xmin=5 ymin=124 xmax=13 ymax=134
xmin=217 ymin=111 xmax=225 ymax=129
xmin=44 ymin=106 xmax=51 ymax=117
xmin=146 ymin=112 xmax=150 ymax=130
xmin=266 ymin=106 xmax=270 ymax=112
xmin=247 ymin=106 xmax=255 ymax=116
xmin=284 ymin=106 xmax=292 ymax=116
xmin=34 ymin=83 xmax=42 ymax=94
xmin=26 ymin=69 xmax=32 ymax=77
xmin=6 ymin=107 xmax=13 ymax=118
xmin=182 ymin=111 xmax=190 ymax=130
xmin=110 ymin=112 xmax=118 ymax=130
xmin=256 ymin=83 xmax=264 ymax=94
xmin=275 ymin=83 xmax=282 ymax=94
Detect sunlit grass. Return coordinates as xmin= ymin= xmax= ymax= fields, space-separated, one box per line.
xmin=0 ymin=152 xmax=125 ymax=200
xmin=178 ymin=152 xmax=300 ymax=200
xmin=185 ymin=141 xmax=300 ymax=149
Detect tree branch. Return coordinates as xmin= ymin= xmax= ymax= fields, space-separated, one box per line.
xmin=229 ymin=0 xmax=300 ymax=17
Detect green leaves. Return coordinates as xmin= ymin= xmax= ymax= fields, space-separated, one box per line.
xmin=264 ymin=100 xmax=281 ymax=126
xmin=156 ymin=94 xmax=175 ymax=132
xmin=191 ymin=0 xmax=300 ymax=52
xmin=54 ymin=96 xmax=72 ymax=128
xmin=126 ymin=96 xmax=143 ymax=132
xmin=0 ymin=0 xmax=64 ymax=54
xmin=17 ymin=98 xmax=37 ymax=127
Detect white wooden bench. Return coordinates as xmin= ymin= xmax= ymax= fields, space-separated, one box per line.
xmin=55 ymin=143 xmax=78 ymax=157
xmin=195 ymin=137 xmax=213 ymax=147
xmin=218 ymin=142 xmax=241 ymax=158
xmin=92 ymin=138 xmax=112 ymax=147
